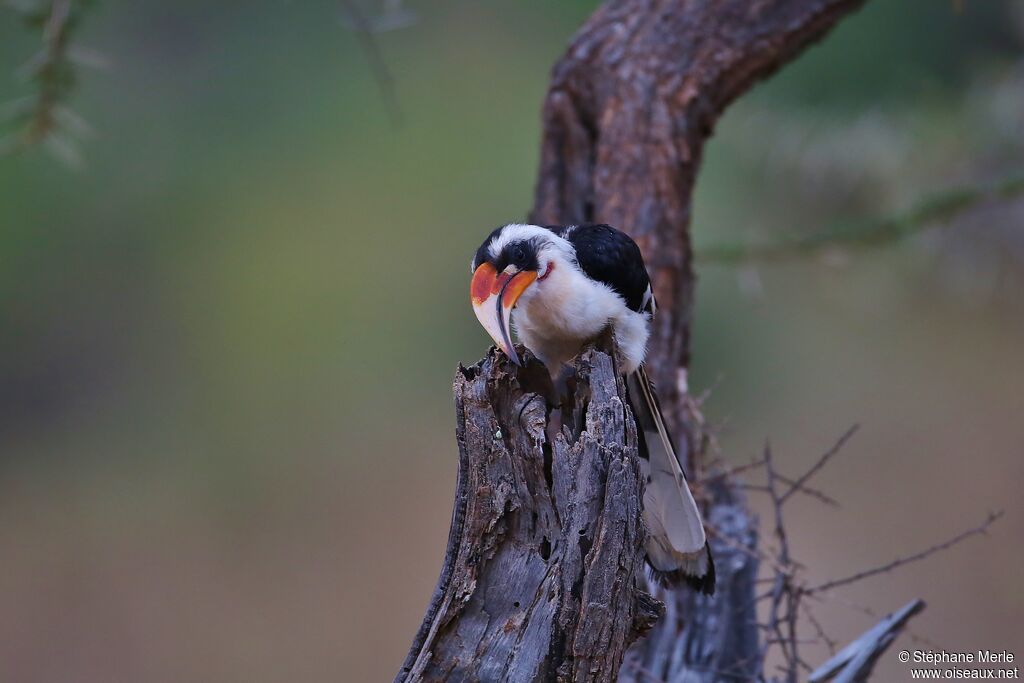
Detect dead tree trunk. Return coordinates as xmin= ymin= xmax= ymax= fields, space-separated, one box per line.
xmin=398 ymin=1 xmax=866 ymax=681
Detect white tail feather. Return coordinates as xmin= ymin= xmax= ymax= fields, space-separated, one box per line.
xmin=626 ymin=366 xmax=713 ymax=592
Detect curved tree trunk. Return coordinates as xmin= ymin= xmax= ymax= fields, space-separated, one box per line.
xmin=397 ymin=1 xmax=866 ymax=681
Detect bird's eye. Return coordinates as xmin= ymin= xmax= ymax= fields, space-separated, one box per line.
xmin=512 ymin=244 xmax=526 ymax=263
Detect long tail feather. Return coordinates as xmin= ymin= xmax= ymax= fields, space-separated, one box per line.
xmin=626 ymin=366 xmax=714 ymax=595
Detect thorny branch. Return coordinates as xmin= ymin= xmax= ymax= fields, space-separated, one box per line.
xmin=737 ymin=474 xmax=839 ymax=508
xmin=778 ymin=424 xmax=859 ymax=505
xmin=703 ymin=434 xmax=843 ymax=507
xmin=731 ymin=427 xmax=1004 ymax=682
xmin=760 ymin=442 xmax=801 ymax=683
xmin=807 ymin=510 xmax=1004 ymax=595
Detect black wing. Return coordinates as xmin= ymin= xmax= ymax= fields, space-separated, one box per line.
xmin=547 ymin=223 xmax=653 ymax=313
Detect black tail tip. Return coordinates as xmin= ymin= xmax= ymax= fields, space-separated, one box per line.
xmin=647 ymin=543 xmax=716 ymax=596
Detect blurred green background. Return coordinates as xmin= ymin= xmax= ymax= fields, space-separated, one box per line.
xmin=1 ymin=1 xmax=1022 ymax=681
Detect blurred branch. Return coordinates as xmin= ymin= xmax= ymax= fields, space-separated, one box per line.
xmin=339 ymin=0 xmax=408 ymax=127
xmin=808 ymin=599 xmax=926 ymax=683
xmin=1 ymin=0 xmax=99 ymax=165
xmin=696 ymin=176 xmax=1024 ymax=265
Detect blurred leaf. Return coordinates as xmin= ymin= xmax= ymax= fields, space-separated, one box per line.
xmin=41 ymin=129 xmax=82 ymax=168
xmin=2 ymin=0 xmax=96 ymax=160
xmin=53 ymin=104 xmax=93 ymax=138
xmin=67 ymin=44 xmax=110 ymax=70
xmin=0 ymin=96 xmax=36 ymax=123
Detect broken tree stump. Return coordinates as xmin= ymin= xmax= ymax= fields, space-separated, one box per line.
xmin=396 ymin=343 xmax=662 ymax=682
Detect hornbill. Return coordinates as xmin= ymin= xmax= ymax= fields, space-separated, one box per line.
xmin=469 ymin=223 xmax=714 ymax=594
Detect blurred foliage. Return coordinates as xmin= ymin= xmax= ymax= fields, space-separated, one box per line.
xmin=696 ymin=175 xmax=1024 ymax=264
xmin=1 ymin=0 xmax=100 ymax=165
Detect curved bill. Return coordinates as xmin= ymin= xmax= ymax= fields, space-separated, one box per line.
xmin=470 ymin=262 xmax=537 ymax=365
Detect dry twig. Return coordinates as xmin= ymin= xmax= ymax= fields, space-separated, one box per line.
xmin=807 ymin=510 xmax=1004 ymax=595
xmin=779 ymin=424 xmax=859 ymax=505
xmin=740 ymin=429 xmax=1002 ymax=682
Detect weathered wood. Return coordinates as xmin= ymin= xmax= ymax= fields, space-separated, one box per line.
xmin=620 ymin=478 xmax=761 ymax=682
xmin=399 ymin=1 xmax=868 ymax=680
xmin=397 ymin=344 xmax=662 ymax=683
xmin=809 ymin=600 xmax=926 ymax=683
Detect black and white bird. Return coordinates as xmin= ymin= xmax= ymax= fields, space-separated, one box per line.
xmin=469 ymin=223 xmax=714 ymax=594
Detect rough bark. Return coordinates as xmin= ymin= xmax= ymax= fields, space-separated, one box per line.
xmin=398 ymin=1 xmax=867 ymax=681
xmin=396 ymin=343 xmax=662 ymax=682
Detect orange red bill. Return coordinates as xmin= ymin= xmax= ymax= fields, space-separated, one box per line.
xmin=470 ymin=262 xmax=537 ymax=365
